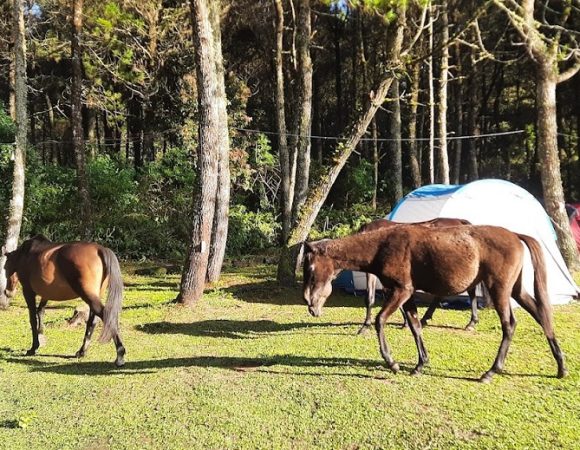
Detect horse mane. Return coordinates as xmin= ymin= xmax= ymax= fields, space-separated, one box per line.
xmin=20 ymin=234 xmax=54 ymax=253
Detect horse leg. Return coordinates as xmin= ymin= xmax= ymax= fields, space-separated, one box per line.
xmin=403 ymin=299 xmax=430 ymax=375
xmin=480 ymin=289 xmax=516 ymax=383
xmin=511 ymin=278 xmax=567 ymax=378
xmin=37 ymin=299 xmax=48 ymax=347
xmin=358 ymin=274 xmax=376 ymax=335
xmin=399 ymin=306 xmax=409 ymax=328
xmin=82 ymin=298 xmax=125 ymax=367
xmin=23 ymin=290 xmax=39 ymax=356
xmin=375 ymin=286 xmax=413 ymax=373
xmin=75 ymin=309 xmax=97 ymax=358
xmin=464 ymin=287 xmax=479 ymax=331
xmin=420 ymin=296 xmax=441 ymax=327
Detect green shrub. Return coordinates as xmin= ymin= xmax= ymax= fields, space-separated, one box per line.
xmin=227 ymin=205 xmax=280 ymax=256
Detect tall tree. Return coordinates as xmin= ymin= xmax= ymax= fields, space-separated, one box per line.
xmin=291 ymin=0 xmax=313 ymax=222
xmin=493 ymin=0 xmax=580 ymax=269
xmin=407 ymin=61 xmax=422 ymax=189
xmin=206 ymin=0 xmax=230 ymax=283
xmin=273 ymin=0 xmax=294 ymax=243
xmin=176 ymin=0 xmax=223 ymax=305
xmin=387 ymin=78 xmax=403 ymax=207
xmin=0 ymin=0 xmax=27 ymax=308
xmin=71 ymin=0 xmax=91 ymax=238
xmin=436 ymin=0 xmax=450 ymax=184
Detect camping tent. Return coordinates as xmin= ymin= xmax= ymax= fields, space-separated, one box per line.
xmin=335 ymin=179 xmax=578 ymax=306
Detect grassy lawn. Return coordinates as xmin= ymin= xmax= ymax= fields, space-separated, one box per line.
xmin=0 ymin=263 xmax=578 ymax=449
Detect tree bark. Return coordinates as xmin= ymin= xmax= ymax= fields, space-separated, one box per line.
xmin=71 ymin=0 xmax=91 ymax=238
xmin=291 ymin=0 xmax=313 ymax=222
xmin=466 ymin=46 xmax=479 ymax=181
xmin=206 ymin=0 xmax=230 ymax=283
xmin=452 ymin=41 xmax=463 ymax=184
xmin=536 ymin=64 xmax=579 ymax=269
xmin=436 ymin=0 xmax=450 ymax=184
xmin=387 ymin=78 xmax=402 ymax=207
xmin=273 ymin=0 xmax=293 ymax=243
xmin=427 ymin=9 xmax=435 ymax=184
xmin=408 ymin=61 xmax=421 ymax=189
xmin=0 ymin=0 xmax=27 ymax=309
xmin=176 ymin=0 xmax=221 ymax=305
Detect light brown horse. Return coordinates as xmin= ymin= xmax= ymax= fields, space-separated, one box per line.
xmin=2 ymin=235 xmax=125 ymax=366
xmin=302 ymin=224 xmax=567 ymax=382
xmin=357 ymin=218 xmax=480 ymax=334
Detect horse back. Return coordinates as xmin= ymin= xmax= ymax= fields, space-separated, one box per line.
xmin=25 ymin=242 xmax=108 ymax=301
xmin=376 ymin=225 xmax=522 ymax=296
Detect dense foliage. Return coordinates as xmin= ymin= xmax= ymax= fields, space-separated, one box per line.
xmin=0 ymin=1 xmax=579 ymax=259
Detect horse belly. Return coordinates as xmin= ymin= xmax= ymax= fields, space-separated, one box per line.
xmin=413 ymin=243 xmax=480 ymax=296
xmin=30 ymin=277 xmax=79 ymax=301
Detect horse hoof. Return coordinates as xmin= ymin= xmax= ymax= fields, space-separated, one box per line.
xmin=75 ymin=350 xmax=85 ymax=358
xmin=25 ymin=349 xmax=36 ymax=356
xmin=357 ymin=326 xmax=371 ymax=336
xmin=557 ymin=368 xmax=568 ymax=379
xmin=115 ymin=357 xmax=125 ymax=367
xmin=388 ymin=362 xmax=400 ymax=374
xmin=479 ymin=373 xmax=493 ymax=384
xmin=410 ymin=368 xmax=422 ymax=376
xmin=38 ymin=334 xmax=48 ymax=347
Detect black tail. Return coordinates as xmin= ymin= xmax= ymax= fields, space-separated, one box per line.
xmin=99 ymin=247 xmax=123 ymax=343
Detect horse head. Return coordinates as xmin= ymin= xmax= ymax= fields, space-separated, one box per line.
xmin=2 ymin=245 xmax=20 ymax=298
xmin=302 ymin=240 xmax=339 ymax=317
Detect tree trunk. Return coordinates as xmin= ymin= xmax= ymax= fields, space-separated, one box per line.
xmin=408 ymin=61 xmax=421 ymax=189
xmin=371 ymin=116 xmax=379 ymax=210
xmin=291 ymin=0 xmax=313 ymax=222
xmin=277 ymin=6 xmax=407 ymax=283
xmin=387 ymin=78 xmax=402 ymax=208
xmin=436 ymin=0 xmax=450 ymax=184
xmin=176 ymin=0 xmax=221 ymax=305
xmin=206 ymin=0 xmax=230 ymax=283
xmin=71 ymin=0 xmax=91 ymax=238
xmin=466 ymin=47 xmax=479 ymax=181
xmin=452 ymin=41 xmax=463 ymax=184
xmin=0 ymin=0 xmax=27 ymax=309
xmin=273 ymin=0 xmax=293 ymax=243
xmin=536 ymin=64 xmax=579 ymax=269
xmin=427 ymin=9 xmax=435 ymax=184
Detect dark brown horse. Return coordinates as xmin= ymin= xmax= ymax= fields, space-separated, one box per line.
xmin=2 ymin=235 xmax=125 ymax=366
xmin=357 ymin=218 xmax=479 ymax=334
xmin=302 ymin=224 xmax=567 ymax=382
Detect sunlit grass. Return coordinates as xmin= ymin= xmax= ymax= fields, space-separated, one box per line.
xmin=0 ymin=263 xmax=578 ymax=449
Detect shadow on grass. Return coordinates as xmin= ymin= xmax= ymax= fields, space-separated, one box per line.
xmin=124 ymin=281 xmax=178 ymax=291
xmin=136 ymin=319 xmax=361 ymax=339
xmin=4 ymin=353 xmax=401 ymax=378
xmin=223 ymin=280 xmax=369 ymax=308
xmin=0 ymin=420 xmax=19 ymax=429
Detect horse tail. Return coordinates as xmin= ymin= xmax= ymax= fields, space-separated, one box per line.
xmin=516 ymin=233 xmax=554 ymax=328
xmin=98 ymin=247 xmax=123 ymax=343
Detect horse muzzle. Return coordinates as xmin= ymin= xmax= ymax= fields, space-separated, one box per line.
xmin=308 ymin=305 xmax=322 ymax=317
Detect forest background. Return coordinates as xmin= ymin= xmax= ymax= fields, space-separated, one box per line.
xmin=0 ymin=0 xmax=579 ymax=303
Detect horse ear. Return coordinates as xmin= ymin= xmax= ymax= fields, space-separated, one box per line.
xmin=303 ymin=242 xmax=314 ymax=254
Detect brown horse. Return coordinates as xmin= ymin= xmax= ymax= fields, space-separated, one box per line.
xmin=357 ymin=218 xmax=479 ymax=334
xmin=302 ymin=224 xmax=567 ymax=382
xmin=2 ymin=235 xmax=125 ymax=366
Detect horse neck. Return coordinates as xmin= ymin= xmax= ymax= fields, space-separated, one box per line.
xmin=323 ymin=234 xmax=381 ymax=272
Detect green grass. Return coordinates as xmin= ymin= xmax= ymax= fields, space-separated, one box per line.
xmin=0 ymin=264 xmax=578 ymax=449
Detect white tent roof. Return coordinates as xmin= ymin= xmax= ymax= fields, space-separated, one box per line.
xmin=341 ymin=179 xmax=578 ymax=306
